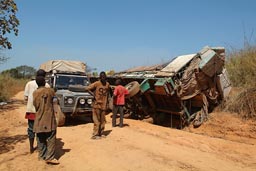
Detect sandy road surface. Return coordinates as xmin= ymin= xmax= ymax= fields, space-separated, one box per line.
xmin=0 ymin=91 xmax=256 ymax=171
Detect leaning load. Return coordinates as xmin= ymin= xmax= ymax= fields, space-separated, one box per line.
xmin=103 ymin=46 xmax=231 ymax=128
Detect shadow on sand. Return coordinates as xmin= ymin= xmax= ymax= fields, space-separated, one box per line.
xmin=0 ymin=133 xmax=27 ymax=154
xmin=64 ymin=115 xmax=93 ymax=127
xmin=0 ymin=99 xmax=26 ymax=112
xmin=55 ymin=138 xmax=71 ymax=160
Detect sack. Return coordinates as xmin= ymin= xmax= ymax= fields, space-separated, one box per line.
xmin=53 ymin=100 xmax=66 ymax=126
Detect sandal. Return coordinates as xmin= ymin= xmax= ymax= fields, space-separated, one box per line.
xmin=46 ymin=158 xmax=59 ymax=165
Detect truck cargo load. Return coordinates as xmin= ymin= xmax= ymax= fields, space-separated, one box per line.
xmin=40 ymin=60 xmax=86 ymax=74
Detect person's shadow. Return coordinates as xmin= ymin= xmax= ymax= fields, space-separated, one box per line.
xmin=55 ymin=138 xmax=71 ymax=160
xmin=102 ymin=130 xmax=112 ymax=137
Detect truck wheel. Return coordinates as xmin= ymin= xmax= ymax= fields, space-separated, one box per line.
xmin=125 ymin=81 xmax=140 ymax=98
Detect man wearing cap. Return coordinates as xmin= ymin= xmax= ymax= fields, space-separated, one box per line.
xmin=24 ymin=69 xmax=49 ymax=153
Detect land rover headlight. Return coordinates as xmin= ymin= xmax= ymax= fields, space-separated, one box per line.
xmin=79 ymin=98 xmax=85 ymax=105
xmin=87 ymin=99 xmax=92 ymax=105
xmin=67 ymin=98 xmax=74 ymax=104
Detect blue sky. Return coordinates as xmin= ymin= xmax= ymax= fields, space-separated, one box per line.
xmin=1 ymin=0 xmax=256 ymax=72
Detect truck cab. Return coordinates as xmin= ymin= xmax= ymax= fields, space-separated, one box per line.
xmin=51 ymin=73 xmax=93 ymax=115
xmin=40 ymin=60 xmax=94 ymax=126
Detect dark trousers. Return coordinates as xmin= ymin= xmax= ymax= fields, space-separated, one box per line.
xmin=37 ymin=130 xmax=56 ymax=161
xmin=92 ymin=108 xmax=106 ymax=136
xmin=27 ymin=120 xmax=35 ymax=139
xmin=112 ymin=105 xmax=124 ymax=127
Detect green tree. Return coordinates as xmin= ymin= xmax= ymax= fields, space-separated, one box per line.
xmin=0 ymin=0 xmax=19 ymax=49
xmin=106 ymin=70 xmax=115 ymax=76
xmin=92 ymin=72 xmax=98 ymax=77
xmin=1 ymin=65 xmax=36 ymax=78
xmin=0 ymin=0 xmax=19 ymax=62
xmin=16 ymin=65 xmax=36 ymax=78
xmin=1 ymin=67 xmax=18 ymax=77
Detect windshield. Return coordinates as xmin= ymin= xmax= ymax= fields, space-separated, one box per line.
xmin=55 ymin=74 xmax=90 ymax=89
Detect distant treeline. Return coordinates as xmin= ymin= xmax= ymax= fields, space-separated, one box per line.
xmin=1 ymin=65 xmax=36 ymax=79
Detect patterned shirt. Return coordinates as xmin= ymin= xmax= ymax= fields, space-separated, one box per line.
xmin=85 ymin=80 xmax=110 ymax=110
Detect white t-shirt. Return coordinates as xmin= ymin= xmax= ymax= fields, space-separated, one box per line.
xmin=24 ymin=80 xmax=50 ymax=113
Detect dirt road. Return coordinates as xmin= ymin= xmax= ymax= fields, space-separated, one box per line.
xmin=0 ymin=91 xmax=256 ymax=171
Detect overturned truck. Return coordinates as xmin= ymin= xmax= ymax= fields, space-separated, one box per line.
xmin=105 ymin=46 xmax=232 ymax=128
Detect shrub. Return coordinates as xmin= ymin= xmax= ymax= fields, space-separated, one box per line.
xmin=0 ymin=74 xmax=28 ymax=102
xmin=223 ymin=45 xmax=256 ymax=120
xmin=223 ymin=88 xmax=256 ymax=119
xmin=226 ymin=45 xmax=256 ymax=88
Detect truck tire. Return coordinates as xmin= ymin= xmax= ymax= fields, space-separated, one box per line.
xmin=125 ymin=81 xmax=140 ymax=98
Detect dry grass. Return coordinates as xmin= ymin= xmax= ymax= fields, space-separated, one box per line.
xmin=226 ymin=46 xmax=256 ymax=88
xmin=223 ymin=45 xmax=256 ymax=120
xmin=0 ymin=74 xmax=28 ymax=102
xmin=221 ymin=88 xmax=256 ymax=119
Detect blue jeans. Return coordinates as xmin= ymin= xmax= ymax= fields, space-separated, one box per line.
xmin=27 ymin=120 xmax=35 ymax=139
xmin=37 ymin=130 xmax=57 ymax=161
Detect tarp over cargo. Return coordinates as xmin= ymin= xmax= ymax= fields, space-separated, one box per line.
xmin=156 ymin=54 xmax=196 ymax=77
xmin=174 ymin=46 xmax=225 ymax=101
xmin=120 ymin=62 xmax=169 ymax=73
xmin=40 ymin=60 xmax=86 ymax=73
xmin=161 ymin=54 xmax=196 ymax=73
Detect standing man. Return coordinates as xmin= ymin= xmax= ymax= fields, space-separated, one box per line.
xmin=33 ymin=76 xmax=59 ymax=164
xmin=112 ymin=79 xmax=129 ymax=128
xmin=24 ymin=69 xmax=49 ymax=153
xmin=85 ymin=71 xmax=111 ymax=139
